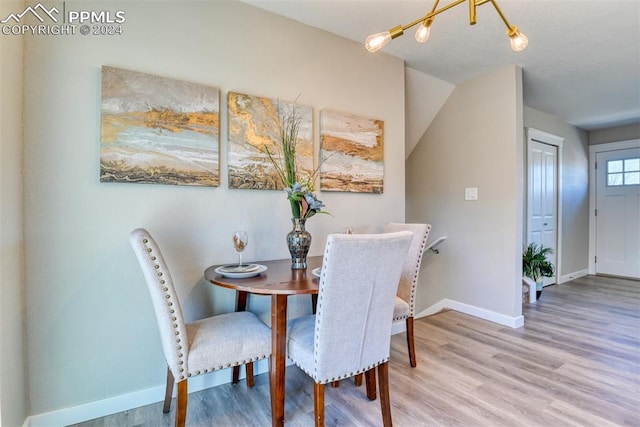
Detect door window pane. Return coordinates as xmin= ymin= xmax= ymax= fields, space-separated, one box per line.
xmin=608 ymin=173 xmax=623 ymax=186
xmin=625 ymin=158 xmax=640 ymax=171
xmin=608 ymin=160 xmax=623 ymax=173
xmin=607 ymin=158 xmax=640 ymax=186
xmin=625 ymin=172 xmax=640 ymax=185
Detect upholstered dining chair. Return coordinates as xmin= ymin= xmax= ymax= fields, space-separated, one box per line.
xmin=287 ymin=231 xmax=412 ymax=427
xmin=384 ymin=222 xmax=431 ymax=367
xmin=129 ymin=228 xmax=271 ymax=427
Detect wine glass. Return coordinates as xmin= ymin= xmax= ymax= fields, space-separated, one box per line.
xmin=232 ymin=231 xmax=248 ymax=268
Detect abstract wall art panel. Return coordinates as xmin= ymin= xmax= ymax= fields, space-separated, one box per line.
xmin=227 ymin=91 xmax=313 ymax=190
xmin=320 ymin=110 xmax=384 ymax=193
xmin=100 ymin=66 xmax=220 ymax=186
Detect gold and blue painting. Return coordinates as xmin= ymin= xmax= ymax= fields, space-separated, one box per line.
xmin=227 ymin=91 xmax=313 ymax=190
xmin=320 ymin=110 xmax=384 ymax=193
xmin=100 ymin=66 xmax=220 ymax=186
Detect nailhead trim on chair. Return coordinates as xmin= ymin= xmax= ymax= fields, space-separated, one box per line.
xmin=385 ymin=223 xmax=432 ymax=354
xmin=141 ymin=237 xmax=189 ymax=381
xmin=288 ymin=357 xmax=390 ymax=385
xmin=185 ymin=354 xmax=270 ymax=378
xmin=310 ymin=240 xmax=333 ymax=379
xmin=408 ymin=224 xmax=430 ymax=317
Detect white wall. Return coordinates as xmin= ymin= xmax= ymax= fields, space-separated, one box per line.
xmin=406 ymin=65 xmax=524 ymax=323
xmin=523 ymin=107 xmax=590 ymax=278
xmin=0 ymin=0 xmax=27 ymax=424
xmin=21 ymin=0 xmax=405 ymax=419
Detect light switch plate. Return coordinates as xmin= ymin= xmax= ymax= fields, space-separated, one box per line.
xmin=465 ymin=187 xmax=478 ymax=201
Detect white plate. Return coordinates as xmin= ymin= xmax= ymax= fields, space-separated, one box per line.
xmin=311 ymin=267 xmax=322 ymax=278
xmin=215 ymin=264 xmax=267 ymax=278
xmin=218 ymin=264 xmax=261 ymax=273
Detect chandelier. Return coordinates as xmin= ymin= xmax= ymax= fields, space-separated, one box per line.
xmin=365 ymin=0 xmax=528 ymax=53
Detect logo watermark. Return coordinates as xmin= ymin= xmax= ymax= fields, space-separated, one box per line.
xmin=1 ymin=2 xmax=126 ymax=36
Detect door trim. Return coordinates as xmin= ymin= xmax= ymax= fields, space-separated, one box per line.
xmin=588 ymin=139 xmax=640 ymax=275
xmin=526 ymin=128 xmax=564 ymax=284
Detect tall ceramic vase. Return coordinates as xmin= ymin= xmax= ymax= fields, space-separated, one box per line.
xmin=287 ymin=218 xmax=311 ymax=270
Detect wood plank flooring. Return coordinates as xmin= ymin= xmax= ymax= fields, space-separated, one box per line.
xmin=71 ymin=275 xmax=639 ymax=426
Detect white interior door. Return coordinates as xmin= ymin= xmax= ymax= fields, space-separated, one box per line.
xmin=527 ymin=139 xmax=558 ymax=286
xmin=595 ymin=147 xmax=640 ymax=278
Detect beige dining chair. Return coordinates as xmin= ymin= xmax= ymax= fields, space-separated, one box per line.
xmin=384 ymin=222 xmax=431 ymax=367
xmin=129 ymin=228 xmax=271 ymax=427
xmin=287 ymin=231 xmax=412 ymax=426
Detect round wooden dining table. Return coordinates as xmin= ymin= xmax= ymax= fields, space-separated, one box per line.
xmin=204 ymin=256 xmax=323 ymax=427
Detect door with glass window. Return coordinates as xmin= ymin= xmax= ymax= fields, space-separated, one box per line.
xmin=595 ymin=148 xmax=640 ymax=278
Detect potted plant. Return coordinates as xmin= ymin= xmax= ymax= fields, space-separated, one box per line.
xmin=260 ymin=98 xmax=329 ymax=269
xmin=261 ymin=99 xmax=329 ymax=221
xmin=522 ymin=243 xmax=555 ymax=299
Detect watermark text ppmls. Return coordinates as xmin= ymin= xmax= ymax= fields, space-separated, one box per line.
xmin=1 ymin=2 xmax=127 ymax=36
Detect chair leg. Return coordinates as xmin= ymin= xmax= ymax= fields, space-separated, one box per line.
xmin=331 ymin=380 xmax=340 ymax=388
xmin=232 ymin=365 xmax=241 ymax=384
xmin=406 ymin=317 xmax=417 ymax=368
xmin=365 ymin=368 xmax=377 ymax=400
xmin=163 ymin=367 xmax=174 ymax=413
xmin=354 ymin=373 xmax=363 ymax=387
xmin=246 ymin=362 xmax=255 ymax=388
xmin=314 ymin=382 xmax=325 ymax=427
xmin=175 ymin=380 xmax=188 ymax=427
xmin=378 ymin=362 xmax=393 ymax=427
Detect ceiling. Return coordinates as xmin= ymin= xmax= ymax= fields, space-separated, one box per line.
xmin=241 ymin=0 xmax=640 ymax=131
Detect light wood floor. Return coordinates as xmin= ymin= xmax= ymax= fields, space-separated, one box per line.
xmin=72 ymin=275 xmax=639 ymax=426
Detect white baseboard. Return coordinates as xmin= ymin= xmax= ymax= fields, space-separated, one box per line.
xmin=391 ymin=319 xmax=406 ymax=335
xmin=415 ymin=298 xmax=524 ymax=328
xmin=25 ymin=359 xmax=270 ymax=427
xmin=558 ymin=269 xmax=589 ymax=284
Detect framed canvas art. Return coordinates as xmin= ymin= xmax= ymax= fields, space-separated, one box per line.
xmin=100 ymin=66 xmax=220 ymax=186
xmin=227 ymin=91 xmax=313 ymax=190
xmin=320 ymin=109 xmax=384 ymax=193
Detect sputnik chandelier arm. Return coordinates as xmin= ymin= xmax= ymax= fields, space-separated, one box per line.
xmin=365 ymin=0 xmax=528 ymax=53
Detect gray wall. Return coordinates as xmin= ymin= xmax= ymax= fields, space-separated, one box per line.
xmin=18 ymin=0 xmax=406 ymax=419
xmin=0 ymin=0 xmax=27 ymax=424
xmin=589 ymin=123 xmax=640 ymax=145
xmin=407 ymin=65 xmax=524 ymax=319
xmin=524 ymin=106 xmax=590 ymax=278
xmin=404 ymin=67 xmax=454 ymax=158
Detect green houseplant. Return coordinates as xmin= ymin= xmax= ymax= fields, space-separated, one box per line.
xmin=522 ymin=243 xmax=555 ymax=298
